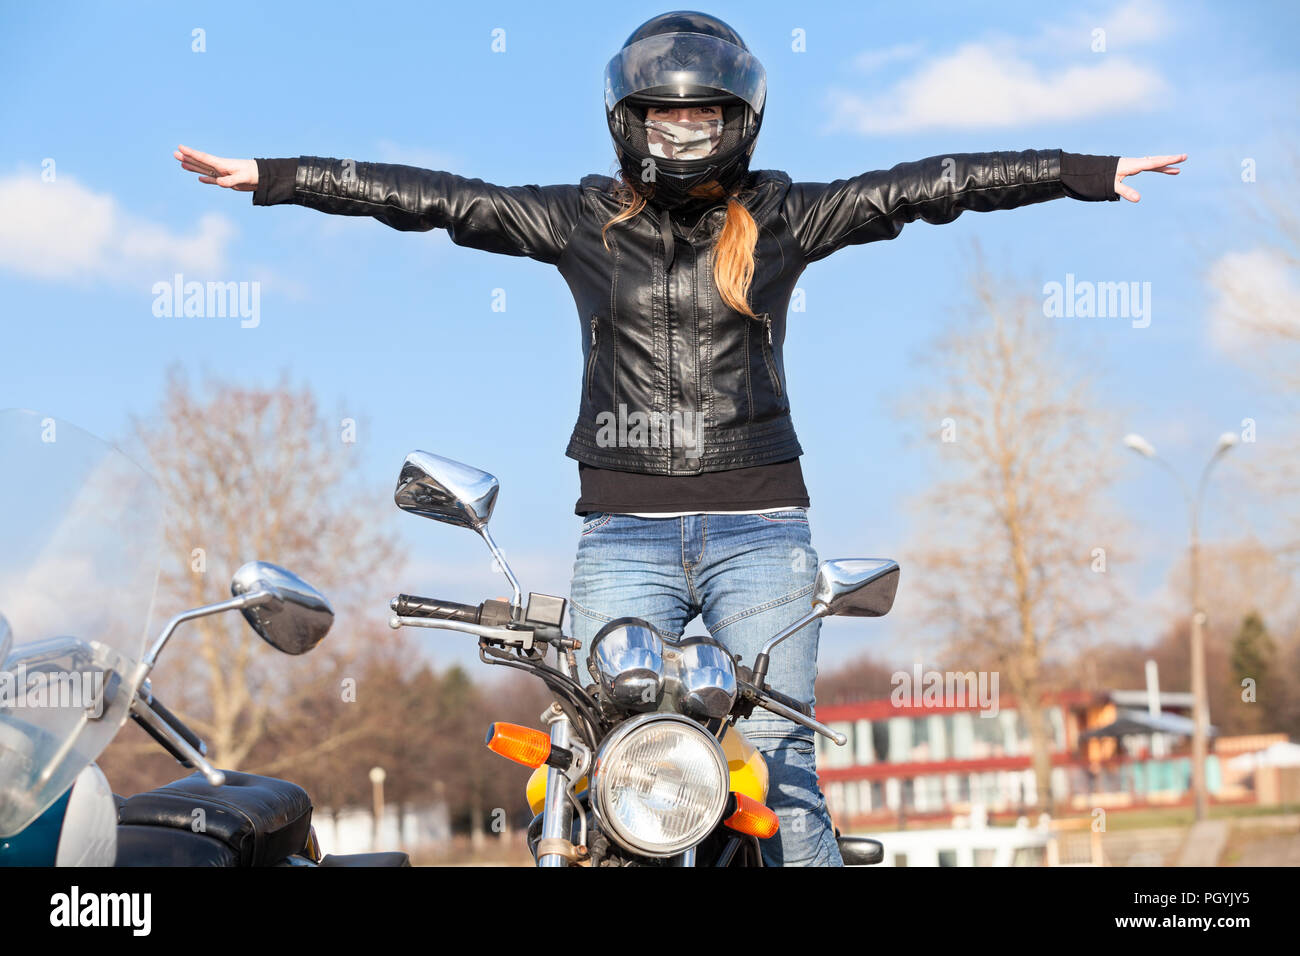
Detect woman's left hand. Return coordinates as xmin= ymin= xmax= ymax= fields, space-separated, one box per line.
xmin=1115 ymin=154 xmax=1187 ymax=202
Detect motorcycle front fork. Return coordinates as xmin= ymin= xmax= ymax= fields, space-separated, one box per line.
xmin=537 ymin=714 xmax=574 ymax=868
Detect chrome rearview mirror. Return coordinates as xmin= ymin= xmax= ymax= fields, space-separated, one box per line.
xmin=231 ymin=561 xmax=334 ymax=655
xmin=750 ymin=558 xmax=901 ymax=697
xmin=118 ymin=562 xmax=332 ymax=789
xmin=393 ymin=450 xmax=522 ymax=615
xmin=813 ymin=559 xmax=900 ymax=617
xmin=395 ymin=451 xmax=499 ymax=530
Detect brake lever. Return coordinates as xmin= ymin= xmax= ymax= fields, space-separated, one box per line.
xmin=389 ymin=613 xmax=536 ymax=650
xmin=755 ymin=692 xmax=847 ymax=746
xmin=736 ymin=679 xmax=847 ymax=746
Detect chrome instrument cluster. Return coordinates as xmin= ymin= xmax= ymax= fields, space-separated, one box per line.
xmin=588 ymin=619 xmax=738 ymax=720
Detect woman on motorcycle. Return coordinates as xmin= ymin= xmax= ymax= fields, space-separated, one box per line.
xmin=175 ymin=10 xmax=1184 ymax=866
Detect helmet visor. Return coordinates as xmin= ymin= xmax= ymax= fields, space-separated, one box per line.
xmin=605 ymin=32 xmax=766 ymax=113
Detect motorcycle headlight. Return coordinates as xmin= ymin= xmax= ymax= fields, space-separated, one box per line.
xmin=589 ymin=619 xmax=664 ymax=711
xmin=591 ymin=713 xmax=729 ymax=857
xmin=665 ymin=636 xmax=737 ymax=720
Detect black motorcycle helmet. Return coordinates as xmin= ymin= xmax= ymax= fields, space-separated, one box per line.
xmin=604 ymin=11 xmax=767 ymax=209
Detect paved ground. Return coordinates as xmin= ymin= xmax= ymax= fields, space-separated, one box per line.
xmin=1176 ymin=820 xmax=1230 ymax=866
xmin=1226 ymin=829 xmax=1300 ymax=866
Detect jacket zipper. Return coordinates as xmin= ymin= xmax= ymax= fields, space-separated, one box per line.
xmin=761 ymin=314 xmax=782 ymax=397
xmin=664 ymin=236 xmax=673 ymax=470
xmin=685 ymin=204 xmax=728 ymax=242
xmin=585 ymin=315 xmax=599 ymax=400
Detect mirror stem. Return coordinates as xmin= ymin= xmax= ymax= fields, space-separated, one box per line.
xmin=131 ymin=590 xmax=274 ymax=690
xmin=751 ymin=604 xmax=829 ymax=688
xmin=479 ymin=526 xmax=523 ymax=616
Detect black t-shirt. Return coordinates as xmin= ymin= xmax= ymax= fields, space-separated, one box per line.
xmin=575 ymin=457 xmax=811 ymax=514
xmin=573 ymin=152 xmax=1121 ymax=514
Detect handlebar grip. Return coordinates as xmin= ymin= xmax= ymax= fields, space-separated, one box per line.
xmin=392 ymin=594 xmax=483 ymax=625
xmin=149 ymin=694 xmax=205 ymax=754
xmin=762 ymin=685 xmax=813 ymax=718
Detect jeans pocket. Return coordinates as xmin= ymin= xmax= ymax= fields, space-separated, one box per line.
xmin=758 ymin=509 xmax=808 ymax=523
xmin=580 ymin=511 xmax=612 ymax=535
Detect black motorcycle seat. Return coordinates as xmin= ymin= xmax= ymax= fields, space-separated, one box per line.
xmin=318 ymin=851 xmax=411 ymax=867
xmin=115 ymin=824 xmax=241 ymax=867
xmin=117 ymin=770 xmax=312 ymax=867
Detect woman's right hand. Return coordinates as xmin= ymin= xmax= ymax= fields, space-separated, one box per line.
xmin=174 ymin=144 xmax=258 ymax=192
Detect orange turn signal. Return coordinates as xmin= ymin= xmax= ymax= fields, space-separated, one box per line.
xmin=724 ymin=792 xmax=780 ymax=839
xmin=485 ymin=722 xmax=551 ymax=768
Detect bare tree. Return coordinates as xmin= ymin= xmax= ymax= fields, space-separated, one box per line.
xmin=1206 ymin=156 xmax=1300 ymax=353
xmin=1160 ymin=536 xmax=1300 ymax=737
xmin=96 ymin=371 xmax=564 ymax=835
xmin=101 ymin=371 xmax=399 ymax=774
xmin=816 ymin=654 xmax=899 ymax=706
xmin=905 ymin=250 xmax=1127 ymax=811
xmin=1205 ymin=157 xmax=1300 ymax=556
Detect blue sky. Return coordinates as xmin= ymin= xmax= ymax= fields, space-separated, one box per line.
xmin=2 ymin=0 xmax=1297 ymax=672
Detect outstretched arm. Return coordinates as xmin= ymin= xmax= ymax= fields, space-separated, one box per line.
xmin=174 ymin=145 xmax=583 ymax=265
xmin=782 ymin=149 xmax=1185 ymax=263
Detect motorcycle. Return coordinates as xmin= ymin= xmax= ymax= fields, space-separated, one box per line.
xmin=387 ymin=449 xmax=895 ymax=866
xmin=0 ymin=409 xmax=407 ymax=867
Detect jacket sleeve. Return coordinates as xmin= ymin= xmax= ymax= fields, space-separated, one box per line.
xmin=251 ymin=156 xmax=583 ymax=265
xmin=782 ymin=149 xmax=1115 ymax=263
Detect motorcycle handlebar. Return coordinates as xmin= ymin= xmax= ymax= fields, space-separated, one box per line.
xmin=743 ymin=683 xmax=846 ymax=746
xmin=391 ymin=593 xmax=481 ymax=623
xmin=760 ymin=685 xmax=814 ymax=719
xmin=737 ymin=673 xmax=814 ymax=719
xmin=391 ymin=594 xmax=516 ymax=628
xmin=132 ymin=692 xmax=206 ymax=767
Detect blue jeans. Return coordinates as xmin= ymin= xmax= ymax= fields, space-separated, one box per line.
xmin=568 ymin=510 xmax=843 ymax=867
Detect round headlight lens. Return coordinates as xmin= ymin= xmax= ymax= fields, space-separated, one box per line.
xmin=592 ymin=713 xmax=729 ymax=857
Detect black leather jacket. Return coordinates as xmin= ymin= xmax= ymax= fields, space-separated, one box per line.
xmin=254 ymin=150 xmax=1116 ymax=475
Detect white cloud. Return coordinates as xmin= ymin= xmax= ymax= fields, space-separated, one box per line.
xmin=827 ymin=47 xmax=1167 ymax=134
xmin=0 ymin=172 xmax=234 ymax=284
xmin=1038 ymin=0 xmax=1171 ymax=50
xmin=1206 ymin=247 xmax=1300 ymax=354
xmin=827 ymin=0 xmax=1172 ymax=135
xmin=851 ymin=42 xmax=925 ymax=74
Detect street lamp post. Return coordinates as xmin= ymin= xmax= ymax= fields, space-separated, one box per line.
xmin=369 ymin=765 xmax=387 ymax=852
xmin=1123 ymin=431 xmax=1239 ymax=822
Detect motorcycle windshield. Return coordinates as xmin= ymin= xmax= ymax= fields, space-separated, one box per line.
xmin=0 ymin=409 xmax=164 ymax=836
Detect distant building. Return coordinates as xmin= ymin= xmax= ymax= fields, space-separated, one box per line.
xmin=813 ymin=690 xmax=1252 ymax=827
xmin=312 ymin=802 xmax=450 ymax=855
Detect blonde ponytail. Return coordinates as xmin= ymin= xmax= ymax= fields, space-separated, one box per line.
xmin=712 ymin=197 xmax=759 ymax=318
xmin=603 ymin=171 xmax=761 ymax=320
